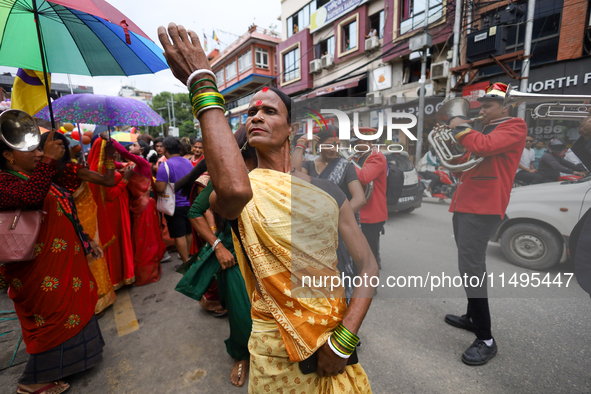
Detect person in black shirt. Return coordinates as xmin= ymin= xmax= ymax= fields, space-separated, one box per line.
xmin=569 ymin=116 xmax=591 ymax=296
xmin=538 ymin=139 xmax=586 ymax=182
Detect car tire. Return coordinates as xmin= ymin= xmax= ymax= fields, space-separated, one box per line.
xmin=399 ymin=208 xmax=415 ymax=214
xmin=500 ymin=223 xmax=562 ymax=270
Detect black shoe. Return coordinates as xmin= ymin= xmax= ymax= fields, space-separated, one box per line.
xmin=444 ymin=314 xmax=477 ymax=333
xmin=462 ymin=338 xmax=497 ymax=366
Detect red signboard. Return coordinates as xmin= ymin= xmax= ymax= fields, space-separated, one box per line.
xmin=463 ymin=81 xmax=490 ymax=109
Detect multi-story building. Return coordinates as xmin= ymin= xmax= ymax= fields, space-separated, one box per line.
xmin=278 ymin=0 xmax=591 ymax=159
xmin=278 ymin=0 xmax=456 ymax=159
xmin=210 ymin=25 xmax=281 ymax=131
xmin=454 ymin=0 xmax=590 ymax=146
xmin=118 ymin=85 xmax=153 ymax=105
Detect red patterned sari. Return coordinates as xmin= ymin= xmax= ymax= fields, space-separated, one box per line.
xmin=0 ymin=170 xmax=97 ymax=354
xmin=88 ymin=139 xmax=135 ymax=289
xmin=127 ymin=173 xmax=165 ymax=286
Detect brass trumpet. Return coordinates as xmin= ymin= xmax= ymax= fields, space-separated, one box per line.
xmin=428 ymin=98 xmax=484 ymax=172
xmin=0 ymin=109 xmax=41 ymax=151
xmin=503 ymin=85 xmax=591 ymax=119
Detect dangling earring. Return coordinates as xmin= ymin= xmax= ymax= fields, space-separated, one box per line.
xmin=9 ymin=159 xmax=14 ymax=164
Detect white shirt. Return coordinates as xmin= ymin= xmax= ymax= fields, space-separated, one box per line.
xmin=517 ymin=147 xmax=535 ymax=173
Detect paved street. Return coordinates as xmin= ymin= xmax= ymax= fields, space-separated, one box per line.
xmin=1 ymin=200 xmax=590 ymax=394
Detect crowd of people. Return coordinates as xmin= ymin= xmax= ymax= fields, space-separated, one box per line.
xmin=1 ymin=22 xmax=591 ymax=394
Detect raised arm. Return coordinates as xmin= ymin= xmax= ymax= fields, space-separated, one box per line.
xmin=158 ymin=23 xmax=252 ymax=219
xmin=454 ymin=118 xmax=527 ymax=157
xmin=101 ymin=134 xmax=152 ymax=178
xmin=77 ymin=140 xmax=116 ymax=186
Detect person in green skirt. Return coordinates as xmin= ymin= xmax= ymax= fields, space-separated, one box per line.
xmin=174 ymin=127 xmax=255 ymax=387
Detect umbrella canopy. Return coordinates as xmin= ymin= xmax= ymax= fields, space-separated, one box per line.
xmin=36 ymin=94 xmax=166 ymax=127
xmin=110 ymin=132 xmax=138 ymax=143
xmin=0 ymin=0 xmax=168 ymax=76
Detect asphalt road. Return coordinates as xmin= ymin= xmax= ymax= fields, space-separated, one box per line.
xmin=1 ymin=199 xmax=590 ymax=393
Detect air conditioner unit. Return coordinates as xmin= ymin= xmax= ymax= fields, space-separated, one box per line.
xmin=365 ymin=36 xmax=379 ymax=52
xmin=309 ymin=59 xmax=322 ymax=74
xmin=466 ymin=26 xmax=508 ymax=63
xmin=366 ymin=92 xmax=382 ymax=106
xmin=321 ymin=54 xmax=334 ymax=69
xmin=430 ymin=61 xmax=449 ymax=80
xmin=389 ymin=93 xmax=407 ymax=105
xmin=416 ymin=84 xmax=434 ymax=97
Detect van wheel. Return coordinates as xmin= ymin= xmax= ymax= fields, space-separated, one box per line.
xmin=399 ymin=208 xmax=415 ymax=214
xmin=500 ymin=223 xmax=562 ymax=270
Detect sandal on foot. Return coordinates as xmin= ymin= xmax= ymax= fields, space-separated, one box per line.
xmin=212 ymin=309 xmax=228 ymax=318
xmin=17 ymin=382 xmax=70 ymax=394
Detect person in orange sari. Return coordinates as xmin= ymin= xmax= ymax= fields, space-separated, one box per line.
xmin=1 ymin=130 xmax=104 ymax=394
xmin=40 ymin=132 xmax=117 ymax=315
xmin=101 ymin=134 xmax=166 ymax=286
xmin=160 ymin=24 xmax=378 ymax=393
xmin=88 ymin=138 xmax=135 ymax=290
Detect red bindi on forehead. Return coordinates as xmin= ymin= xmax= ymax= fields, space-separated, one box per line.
xmin=255 ymin=100 xmax=262 ymax=106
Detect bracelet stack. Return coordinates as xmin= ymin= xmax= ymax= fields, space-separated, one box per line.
xmin=187 ymin=69 xmax=226 ymax=119
xmin=328 ymin=323 xmax=359 ymax=358
xmin=104 ymin=159 xmax=115 ymax=170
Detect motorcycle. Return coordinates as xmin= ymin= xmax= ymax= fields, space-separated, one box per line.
xmin=419 ymin=169 xmax=458 ymax=200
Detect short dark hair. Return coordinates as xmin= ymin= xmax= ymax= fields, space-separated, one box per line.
xmin=154 ymin=137 xmax=164 ymax=145
xmin=0 ymin=140 xmax=11 ymax=169
xmin=163 ymin=137 xmax=181 ymax=155
xmin=194 ymin=138 xmax=202 ymax=144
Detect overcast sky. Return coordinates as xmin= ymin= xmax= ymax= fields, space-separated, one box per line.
xmin=0 ymin=0 xmax=281 ymax=96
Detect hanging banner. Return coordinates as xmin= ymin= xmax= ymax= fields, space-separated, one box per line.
xmin=310 ymin=0 xmax=369 ymax=33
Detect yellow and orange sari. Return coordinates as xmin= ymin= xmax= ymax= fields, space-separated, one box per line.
xmin=233 ymin=169 xmax=371 ymax=394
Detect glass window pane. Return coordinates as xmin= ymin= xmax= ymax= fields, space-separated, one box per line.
xmin=310 ymin=0 xmax=316 ymax=15
xmin=401 ymin=19 xmax=412 ymax=35
xmin=414 ymin=0 xmax=425 ymax=15
xmin=328 ymin=36 xmax=335 ymax=56
xmin=303 ymin=5 xmax=310 ymax=27
xmin=298 ymin=9 xmax=305 ymax=31
xmin=287 ymin=16 xmax=293 ymax=37
xmin=295 ymin=48 xmax=300 ymax=78
xmin=379 ymin=10 xmax=385 ymax=38
xmin=349 ymin=21 xmax=357 ymax=49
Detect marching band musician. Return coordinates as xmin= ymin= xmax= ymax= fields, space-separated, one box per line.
xmin=444 ymin=83 xmax=527 ymax=365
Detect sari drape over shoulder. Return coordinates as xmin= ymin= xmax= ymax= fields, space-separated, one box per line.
xmin=233 ymin=169 xmax=371 ymax=394
xmin=55 ymin=162 xmax=117 ymax=314
xmin=234 ymin=169 xmax=346 ymax=362
xmin=88 ymin=139 xmax=135 ymax=289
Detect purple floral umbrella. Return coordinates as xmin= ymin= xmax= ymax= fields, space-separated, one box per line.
xmin=35 ymin=94 xmax=165 ymax=127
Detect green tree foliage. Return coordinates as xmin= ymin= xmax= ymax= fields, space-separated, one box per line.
xmin=147 ymin=92 xmax=199 ymax=139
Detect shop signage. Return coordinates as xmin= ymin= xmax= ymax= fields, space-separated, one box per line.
xmin=372 ymin=65 xmax=392 ymax=91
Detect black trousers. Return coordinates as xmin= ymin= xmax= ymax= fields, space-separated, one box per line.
xmin=361 ymin=221 xmax=385 ymax=266
xmin=452 ymin=213 xmax=502 ymax=340
xmin=515 ymin=170 xmax=544 ymax=185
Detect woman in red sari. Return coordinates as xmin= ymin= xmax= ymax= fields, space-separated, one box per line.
xmin=101 ymin=133 xmax=166 ymax=286
xmin=40 ymin=132 xmax=117 ymax=315
xmin=88 ymin=138 xmax=135 ymax=290
xmin=0 ymin=130 xmax=104 ymax=394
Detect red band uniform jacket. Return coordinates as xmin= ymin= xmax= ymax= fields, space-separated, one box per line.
xmin=450 ymin=117 xmax=528 ymax=218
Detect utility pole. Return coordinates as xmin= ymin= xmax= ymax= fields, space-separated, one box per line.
xmin=415 ymin=0 xmax=430 ymax=168
xmin=518 ymin=0 xmax=536 ymax=119
xmin=165 ymin=103 xmax=171 ymax=136
xmin=448 ymin=0 xmax=463 ymax=98
xmin=170 ymin=93 xmax=176 ymax=128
